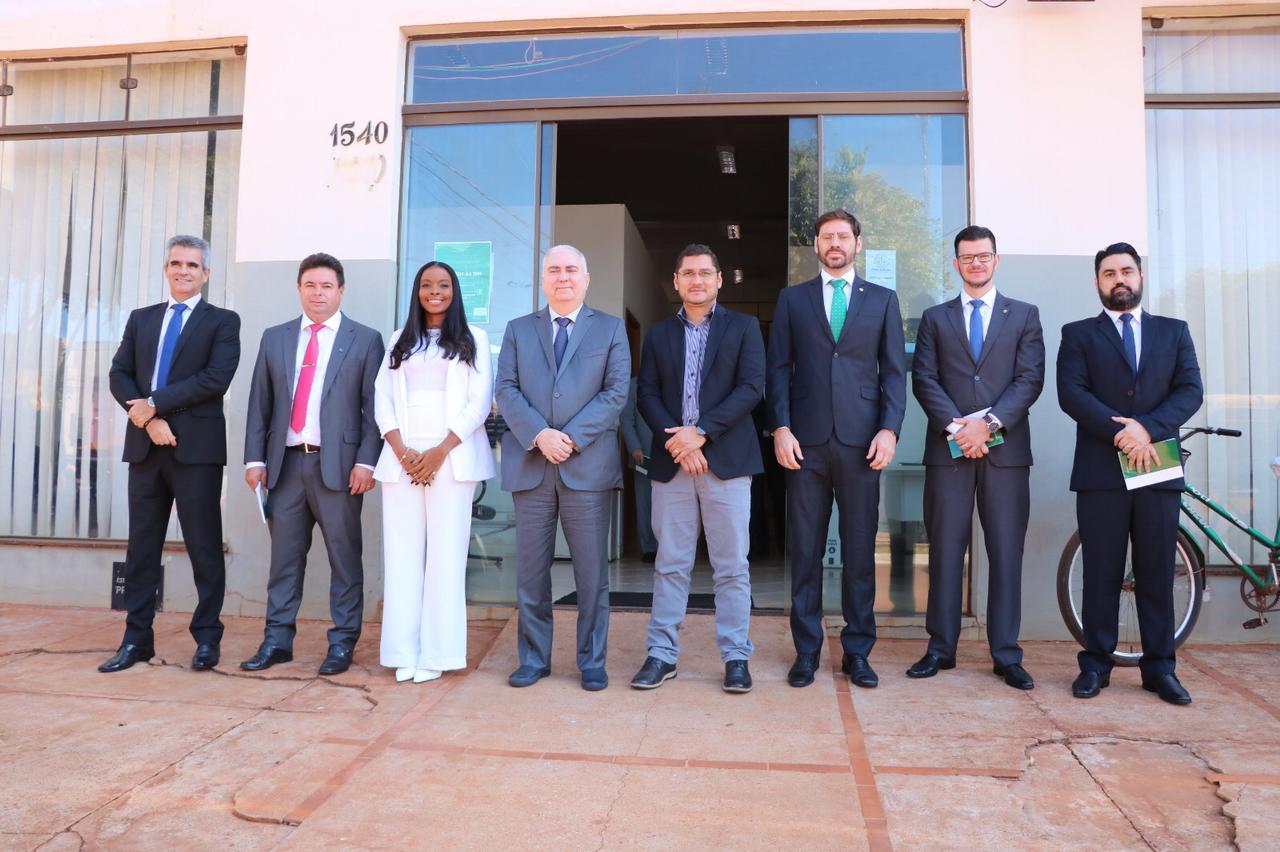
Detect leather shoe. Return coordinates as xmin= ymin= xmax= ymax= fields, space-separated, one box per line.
xmin=508 ymin=664 xmax=551 ymax=688
xmin=788 ymin=652 xmax=820 ymax=688
xmin=842 ymin=652 xmax=879 ymax=688
xmin=191 ymin=643 xmax=220 ymax=670
xmin=994 ymin=663 xmax=1035 ymax=690
xmin=317 ymin=645 xmax=353 ymax=676
xmin=630 ymin=656 xmax=677 ymax=689
xmin=906 ymin=652 xmax=956 ymax=679
xmin=581 ymin=668 xmax=609 ymax=691
xmin=723 ymin=660 xmax=752 ymax=693
xmin=1142 ymin=672 xmax=1192 ymax=705
xmin=1071 ymin=670 xmax=1110 ymax=698
xmin=98 ymin=643 xmax=154 ymax=673
xmin=240 ymin=643 xmax=293 ymax=672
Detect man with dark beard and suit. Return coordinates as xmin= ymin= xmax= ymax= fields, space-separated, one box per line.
xmin=767 ymin=209 xmax=906 ymax=689
xmin=1058 ymin=242 xmax=1202 ymax=705
xmin=909 ymin=225 xmax=1044 ymax=689
xmin=101 ymin=235 xmax=240 ymax=673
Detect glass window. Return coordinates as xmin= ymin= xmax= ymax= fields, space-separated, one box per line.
xmin=408 ymin=27 xmax=964 ymax=105
xmin=4 ymin=56 xmax=129 ymax=125
xmin=0 ymin=129 xmax=241 ymax=539
xmin=1145 ymin=24 xmax=1280 ymax=94
xmin=127 ymin=50 xmax=246 ymax=120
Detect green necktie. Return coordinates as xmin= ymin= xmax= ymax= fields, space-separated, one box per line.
xmin=830 ymin=279 xmax=847 ymax=340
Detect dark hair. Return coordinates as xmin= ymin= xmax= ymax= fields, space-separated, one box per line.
xmin=674 ymin=243 xmax=720 ymax=273
xmin=390 ymin=261 xmax=476 ymax=370
xmin=814 ymin=209 xmax=862 ymax=237
xmin=298 ymin=252 xmax=345 ymax=287
xmin=954 ymin=225 xmax=997 ymax=256
xmin=1094 ymin=242 xmax=1142 ymax=276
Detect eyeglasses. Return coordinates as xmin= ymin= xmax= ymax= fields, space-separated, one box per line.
xmin=957 ymin=253 xmax=995 ymax=265
xmin=677 ymin=270 xmax=719 ymax=281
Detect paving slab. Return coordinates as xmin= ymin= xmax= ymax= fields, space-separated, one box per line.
xmin=1218 ymin=781 xmax=1280 ymax=852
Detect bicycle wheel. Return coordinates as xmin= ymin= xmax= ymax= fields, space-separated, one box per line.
xmin=1056 ymin=529 xmax=1204 ymax=667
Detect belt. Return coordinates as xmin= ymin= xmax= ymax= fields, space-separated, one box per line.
xmin=286 ymin=443 xmax=321 ymax=454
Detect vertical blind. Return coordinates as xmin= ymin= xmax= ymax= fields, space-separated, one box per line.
xmin=0 ymin=54 xmax=243 ymax=539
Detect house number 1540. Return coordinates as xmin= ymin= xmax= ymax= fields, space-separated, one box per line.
xmin=330 ymin=121 xmax=389 ymax=147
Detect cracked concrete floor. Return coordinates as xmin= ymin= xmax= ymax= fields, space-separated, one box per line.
xmin=1 ymin=603 xmax=1278 ymax=850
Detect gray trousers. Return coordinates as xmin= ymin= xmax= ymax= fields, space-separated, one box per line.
xmin=647 ymin=471 xmax=754 ymax=664
xmin=263 ymin=450 xmax=364 ymax=650
xmin=514 ymin=466 xmax=612 ymax=672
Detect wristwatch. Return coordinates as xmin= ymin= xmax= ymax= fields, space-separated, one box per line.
xmin=147 ymin=396 xmax=156 ymax=408
xmin=983 ymin=413 xmax=1001 ymax=432
xmin=694 ymin=426 xmax=707 ymax=437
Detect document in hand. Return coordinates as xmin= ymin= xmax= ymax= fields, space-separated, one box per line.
xmin=255 ymin=482 xmax=268 ymax=524
xmin=1118 ymin=438 xmax=1183 ymax=490
xmin=945 ymin=409 xmax=1004 ymax=459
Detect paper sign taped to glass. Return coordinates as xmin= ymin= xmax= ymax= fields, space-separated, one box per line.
xmin=1117 ymin=438 xmax=1184 ymax=490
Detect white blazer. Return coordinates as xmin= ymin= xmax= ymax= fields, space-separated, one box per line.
xmin=373 ymin=325 xmax=497 ymax=484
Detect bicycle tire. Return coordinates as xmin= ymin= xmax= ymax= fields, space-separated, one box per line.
xmin=1056 ymin=529 xmax=1204 ymax=667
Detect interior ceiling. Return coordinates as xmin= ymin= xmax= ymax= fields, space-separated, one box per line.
xmin=554 ymin=116 xmax=789 ymax=296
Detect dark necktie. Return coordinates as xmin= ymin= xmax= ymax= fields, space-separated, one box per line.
xmin=968 ymin=300 xmax=984 ymax=362
xmin=553 ymin=316 xmax=571 ymax=369
xmin=154 ymin=302 xmax=188 ymax=389
xmin=1120 ymin=313 xmax=1138 ymax=373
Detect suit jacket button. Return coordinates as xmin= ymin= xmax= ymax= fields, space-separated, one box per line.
xmin=833 ymin=352 xmax=839 ymax=359
xmin=1126 ymin=390 xmax=1134 ymax=397
xmin=974 ymin=376 xmax=981 ymax=382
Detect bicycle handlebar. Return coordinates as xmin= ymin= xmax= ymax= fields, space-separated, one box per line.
xmin=1180 ymin=426 xmax=1243 ymax=439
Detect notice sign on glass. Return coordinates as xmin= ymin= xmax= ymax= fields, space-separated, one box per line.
xmin=864 ymin=249 xmax=897 ymax=291
xmin=434 ymin=241 xmax=493 ymax=324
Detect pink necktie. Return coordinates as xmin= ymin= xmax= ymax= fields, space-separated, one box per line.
xmin=291 ymin=323 xmax=324 ymax=433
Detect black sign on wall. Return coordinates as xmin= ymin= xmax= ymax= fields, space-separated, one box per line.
xmin=111 ymin=561 xmax=162 ymax=612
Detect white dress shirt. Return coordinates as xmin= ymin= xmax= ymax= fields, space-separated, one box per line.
xmin=962 ymin=286 xmax=997 ymax=343
xmin=1103 ymin=305 xmax=1144 ymax=369
xmin=549 ymin=303 xmax=584 ymax=340
xmin=246 ymin=311 xmax=373 ymax=471
xmin=819 ymin=270 xmax=855 ymax=321
xmin=150 ymin=293 xmax=203 ymax=390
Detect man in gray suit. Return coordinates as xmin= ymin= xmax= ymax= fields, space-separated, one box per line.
xmin=241 ymin=253 xmax=385 ymax=676
xmin=495 ymin=244 xmax=630 ymax=691
xmin=909 ymin=226 xmax=1044 ymax=689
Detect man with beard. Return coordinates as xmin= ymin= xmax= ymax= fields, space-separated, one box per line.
xmin=767 ymin=209 xmax=906 ymax=689
xmin=909 ymin=226 xmax=1044 ymax=688
xmin=1057 ymin=242 xmax=1202 ymax=704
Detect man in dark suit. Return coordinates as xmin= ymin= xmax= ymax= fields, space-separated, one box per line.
xmin=241 ymin=253 xmax=384 ymax=676
xmin=1058 ymin=242 xmax=1203 ymax=705
xmin=630 ymin=244 xmax=765 ymax=694
xmin=101 ymin=235 xmax=241 ymax=673
xmin=909 ymin=225 xmax=1044 ymax=689
xmin=495 ymin=244 xmax=630 ymax=691
xmin=767 ymin=209 xmax=906 ymax=688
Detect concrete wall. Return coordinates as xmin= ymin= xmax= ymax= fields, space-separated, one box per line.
xmin=2 ymin=0 xmax=1276 ymax=644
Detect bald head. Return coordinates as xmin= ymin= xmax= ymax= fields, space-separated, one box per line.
xmin=541 ymin=244 xmax=590 ymax=314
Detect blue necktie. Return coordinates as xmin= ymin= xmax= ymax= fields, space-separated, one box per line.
xmin=553 ymin=316 xmax=570 ymax=369
xmin=968 ymin=299 xmax=984 ymax=362
xmin=1120 ymin=313 xmax=1138 ymax=373
xmin=154 ymin=303 xmax=188 ymax=390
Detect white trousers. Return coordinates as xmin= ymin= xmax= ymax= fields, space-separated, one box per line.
xmin=379 ymin=455 xmax=476 ymax=671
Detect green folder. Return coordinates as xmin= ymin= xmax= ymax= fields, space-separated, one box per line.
xmin=1118 ymin=437 xmax=1183 ymax=490
xmin=947 ymin=429 xmax=1005 ymax=459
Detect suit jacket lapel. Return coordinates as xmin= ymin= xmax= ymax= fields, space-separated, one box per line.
xmin=282 ymin=320 xmax=300 ymax=391
xmin=1135 ymin=312 xmax=1155 ymax=377
xmin=805 ymin=279 xmax=834 ymax=344
xmin=699 ymin=308 xmax=726 ymax=381
xmin=837 ymin=276 xmax=870 ymax=346
xmin=138 ymin=303 xmax=166 ymax=391
xmin=944 ymin=296 xmax=973 ymax=364
xmin=321 ymin=322 xmax=355 ymax=402
xmin=976 ymin=296 xmax=1012 ymax=370
xmin=167 ymin=298 xmax=209 ymax=368
xmin=534 ymin=307 xmax=556 ymax=373
xmin=557 ymin=306 xmax=592 ymax=377
xmin=1093 ymin=312 xmax=1133 ymax=375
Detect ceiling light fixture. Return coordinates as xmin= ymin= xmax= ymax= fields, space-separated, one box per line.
xmin=726 ymin=224 xmax=741 ymax=239
xmin=717 ymin=146 xmax=736 ymax=175
xmin=733 ymin=268 xmax=745 ymax=284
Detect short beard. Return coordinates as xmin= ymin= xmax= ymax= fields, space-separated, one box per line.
xmin=1100 ymin=284 xmax=1142 ymax=312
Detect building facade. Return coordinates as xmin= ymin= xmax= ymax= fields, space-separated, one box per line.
xmin=1 ymin=0 xmax=1276 ymax=645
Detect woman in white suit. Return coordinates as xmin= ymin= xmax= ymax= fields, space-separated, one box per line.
xmin=374 ymin=260 xmax=495 ymax=683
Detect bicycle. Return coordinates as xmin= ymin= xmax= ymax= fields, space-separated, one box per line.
xmin=1056 ymin=426 xmax=1280 ymax=666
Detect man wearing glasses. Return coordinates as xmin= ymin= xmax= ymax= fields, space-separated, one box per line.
xmin=909 ymin=226 xmax=1045 ymax=689
xmin=768 ymin=209 xmax=906 ymax=689
xmin=630 ymin=244 xmax=764 ymax=693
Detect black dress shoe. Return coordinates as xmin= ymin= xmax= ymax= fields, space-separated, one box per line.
xmin=906 ymin=652 xmax=956 ymax=679
xmin=993 ymin=663 xmax=1035 ymax=690
xmin=842 ymin=653 xmax=879 ymax=688
xmin=240 ymin=643 xmax=294 ymax=672
xmin=723 ymin=660 xmax=752 ymax=694
xmin=191 ymin=643 xmax=220 ymax=671
xmin=630 ymin=656 xmax=677 ymax=689
xmin=508 ymin=664 xmax=551 ymax=688
xmin=1142 ymin=672 xmax=1192 ymax=705
xmin=1071 ymin=670 xmax=1111 ymax=698
xmin=788 ymin=652 xmax=820 ymax=688
xmin=318 ymin=645 xmax=353 ymax=675
xmin=98 ymin=643 xmax=155 ymax=673
xmin=641 ymin=551 xmax=657 ymax=564
xmin=580 ymin=668 xmax=609 ymax=691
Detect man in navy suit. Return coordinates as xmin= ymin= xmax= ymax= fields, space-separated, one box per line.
xmin=1058 ymin=242 xmax=1203 ymax=705
xmin=910 ymin=225 xmax=1044 ymax=689
xmin=768 ymin=210 xmax=907 ymax=688
xmin=630 ymin=244 xmax=764 ymax=694
xmin=101 ymin=235 xmax=241 ymax=673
